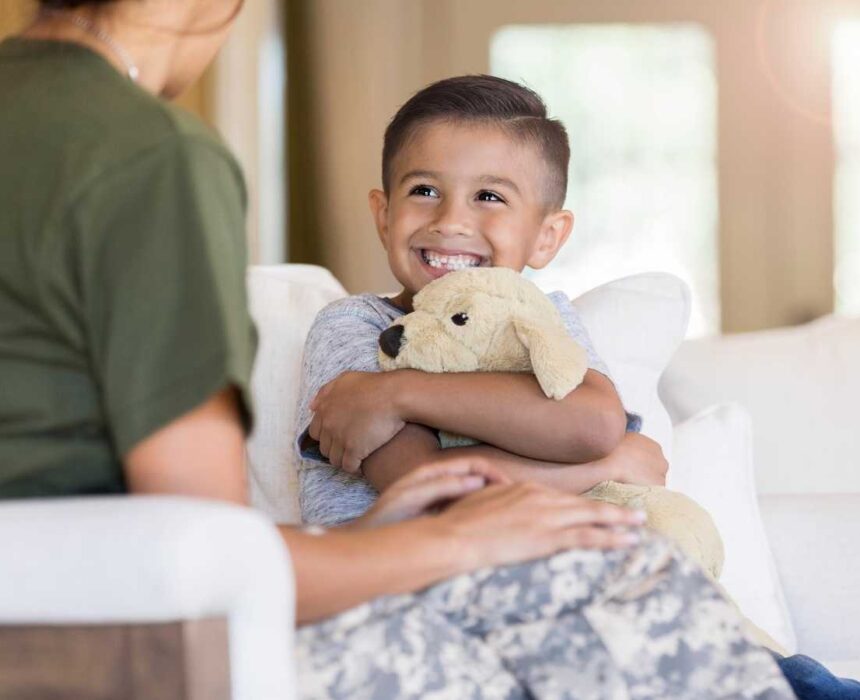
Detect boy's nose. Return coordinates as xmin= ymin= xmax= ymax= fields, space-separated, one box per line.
xmin=379 ymin=325 xmax=405 ymax=358
xmin=431 ymin=201 xmax=474 ymax=237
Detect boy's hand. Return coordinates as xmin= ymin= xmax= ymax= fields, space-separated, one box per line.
xmin=601 ymin=433 xmax=668 ymax=487
xmin=309 ymin=371 xmax=405 ymax=473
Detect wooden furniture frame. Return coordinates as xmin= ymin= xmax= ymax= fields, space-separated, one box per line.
xmin=0 ymin=618 xmax=229 ymax=700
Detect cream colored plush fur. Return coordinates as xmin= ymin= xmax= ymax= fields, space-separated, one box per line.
xmin=379 ymin=268 xmax=725 ymax=579
xmin=379 ymin=267 xmax=589 ymax=400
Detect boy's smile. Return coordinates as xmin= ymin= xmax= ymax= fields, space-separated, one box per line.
xmin=369 ymin=120 xmax=573 ymax=310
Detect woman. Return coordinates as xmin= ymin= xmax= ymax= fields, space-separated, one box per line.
xmin=0 ymin=1 xmax=794 ymax=698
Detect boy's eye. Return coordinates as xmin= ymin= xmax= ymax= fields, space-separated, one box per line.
xmin=409 ymin=185 xmax=439 ymax=198
xmin=451 ymin=312 xmax=469 ymax=326
xmin=476 ymin=190 xmax=505 ymax=203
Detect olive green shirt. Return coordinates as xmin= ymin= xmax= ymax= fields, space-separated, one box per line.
xmin=0 ymin=38 xmax=256 ymax=498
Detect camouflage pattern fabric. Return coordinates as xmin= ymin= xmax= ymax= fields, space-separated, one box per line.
xmin=297 ymin=532 xmax=794 ymax=699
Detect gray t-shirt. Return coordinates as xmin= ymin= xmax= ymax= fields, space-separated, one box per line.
xmin=294 ymin=292 xmax=640 ymax=526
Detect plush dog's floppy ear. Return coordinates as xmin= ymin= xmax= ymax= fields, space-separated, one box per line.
xmin=512 ymin=319 xmax=589 ymax=399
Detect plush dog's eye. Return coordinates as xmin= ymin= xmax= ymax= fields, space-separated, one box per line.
xmin=451 ymin=313 xmax=469 ymax=326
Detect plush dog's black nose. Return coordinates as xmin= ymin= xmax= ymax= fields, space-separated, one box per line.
xmin=379 ymin=325 xmax=405 ymax=359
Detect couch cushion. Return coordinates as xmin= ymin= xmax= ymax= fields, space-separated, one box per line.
xmin=759 ymin=493 xmax=860 ymax=664
xmin=659 ymin=315 xmax=860 ymax=494
xmin=825 ymin=661 xmax=860 ymax=682
xmin=572 ymin=272 xmax=690 ymax=460
xmin=246 ymin=265 xmax=346 ymax=523
xmin=668 ymin=403 xmax=796 ymax=652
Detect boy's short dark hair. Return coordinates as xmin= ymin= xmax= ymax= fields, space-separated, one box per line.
xmin=382 ymin=75 xmax=570 ymax=210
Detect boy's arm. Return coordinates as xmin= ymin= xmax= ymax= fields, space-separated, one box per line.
xmin=311 ymin=367 xmax=625 ymax=471
xmin=361 ymin=421 xmax=666 ymax=496
xmin=394 ymin=368 xmax=626 ymax=463
xmin=295 ymin=300 xmax=407 ymax=474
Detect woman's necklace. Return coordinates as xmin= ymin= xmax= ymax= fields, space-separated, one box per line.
xmin=42 ymin=10 xmax=139 ymax=82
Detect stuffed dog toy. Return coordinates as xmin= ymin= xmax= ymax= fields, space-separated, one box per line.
xmin=378 ymin=267 xmax=724 ymax=579
xmin=376 ymin=267 xmax=790 ymax=652
xmin=379 ymin=267 xmax=787 ymax=654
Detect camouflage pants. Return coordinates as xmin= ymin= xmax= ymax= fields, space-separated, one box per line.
xmin=297 ymin=532 xmax=794 ymax=699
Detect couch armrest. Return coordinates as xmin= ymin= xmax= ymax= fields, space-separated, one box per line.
xmin=759 ymin=494 xmax=860 ymax=662
xmin=0 ymin=496 xmax=295 ymax=700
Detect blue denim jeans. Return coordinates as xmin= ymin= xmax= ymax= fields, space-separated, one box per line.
xmin=773 ymin=653 xmax=860 ymax=699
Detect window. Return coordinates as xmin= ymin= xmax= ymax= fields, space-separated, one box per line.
xmin=832 ymin=20 xmax=860 ymax=316
xmin=491 ymin=24 xmax=719 ymax=335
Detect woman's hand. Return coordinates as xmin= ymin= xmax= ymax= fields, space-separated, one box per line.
xmin=351 ymin=458 xmax=511 ymax=528
xmin=600 ymin=433 xmax=668 ymax=487
xmin=309 ymin=371 xmax=405 ymax=472
xmin=287 ymin=460 xmax=645 ymax=623
xmin=437 ymin=481 xmax=647 ymax=571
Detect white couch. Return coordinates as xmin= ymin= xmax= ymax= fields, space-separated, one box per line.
xmin=660 ymin=315 xmax=860 ymax=678
xmin=1 ymin=264 xmax=858 ymax=698
xmin=0 ymin=497 xmax=297 ymax=699
xmin=246 ymin=265 xmax=860 ymax=677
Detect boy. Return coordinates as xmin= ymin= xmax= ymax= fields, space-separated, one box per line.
xmin=295 ymin=74 xmax=860 ymax=699
xmin=295 ymin=74 xmax=658 ymax=527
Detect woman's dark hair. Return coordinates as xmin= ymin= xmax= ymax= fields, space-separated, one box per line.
xmin=39 ymin=0 xmax=117 ymax=8
xmin=37 ymin=0 xmax=246 ymax=34
xmin=382 ymin=74 xmax=570 ymax=209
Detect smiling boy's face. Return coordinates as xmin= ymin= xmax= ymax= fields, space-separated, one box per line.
xmin=369 ymin=120 xmax=573 ymax=308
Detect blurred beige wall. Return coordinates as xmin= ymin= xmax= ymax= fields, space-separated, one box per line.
xmin=287 ymin=0 xmax=467 ymax=294
xmin=289 ymin=0 xmax=421 ymax=294
xmin=0 ymin=2 xmax=30 ymax=34
xmin=288 ymin=0 xmax=860 ymax=332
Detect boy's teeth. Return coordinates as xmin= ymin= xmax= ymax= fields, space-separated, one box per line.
xmin=422 ymin=250 xmax=482 ymax=271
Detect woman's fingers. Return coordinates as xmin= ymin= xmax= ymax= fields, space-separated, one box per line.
xmin=404 ymin=462 xmax=465 ymax=484
xmin=398 ymin=473 xmax=487 ymax=511
xmin=557 ymin=500 xmax=647 ymax=528
xmin=535 ymin=497 xmax=646 ymax=552
xmin=494 ymin=484 xmax=645 ymax=527
xmin=408 ymin=458 xmax=512 ymax=486
xmin=356 ymin=472 xmax=491 ymax=528
xmin=357 ymin=460 xmax=509 ymax=529
xmin=466 ymin=459 xmax=512 ymax=485
xmin=558 ymin=525 xmax=641 ymax=551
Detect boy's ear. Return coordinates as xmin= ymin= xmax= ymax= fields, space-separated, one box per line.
xmin=369 ymin=189 xmax=390 ymax=248
xmin=527 ymin=209 xmax=574 ymax=270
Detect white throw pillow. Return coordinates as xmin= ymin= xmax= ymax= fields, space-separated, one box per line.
xmin=669 ymin=403 xmax=797 ymax=652
xmin=659 ymin=314 xmax=860 ymax=494
xmin=246 ymin=265 xmax=347 ymax=524
xmin=571 ymin=272 xmax=691 ymax=460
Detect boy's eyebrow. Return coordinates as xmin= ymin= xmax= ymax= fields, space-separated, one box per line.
xmin=399 ymin=170 xmax=521 ymax=194
xmin=477 ymin=175 xmax=521 ymax=195
xmin=399 ymin=170 xmax=439 ymax=184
